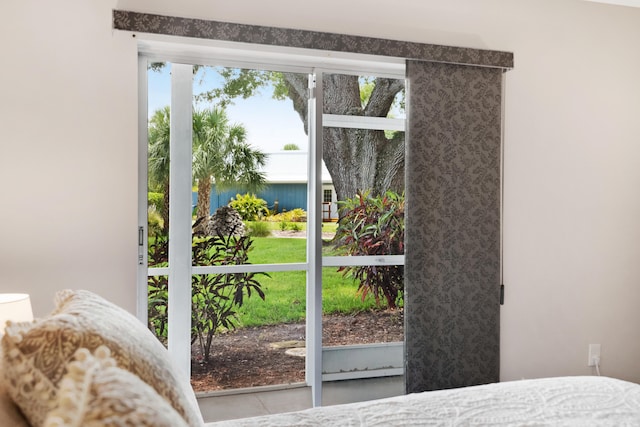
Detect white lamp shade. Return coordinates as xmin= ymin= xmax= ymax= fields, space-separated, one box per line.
xmin=0 ymin=293 xmax=33 ymax=333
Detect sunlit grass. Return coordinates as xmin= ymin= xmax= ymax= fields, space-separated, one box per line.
xmin=234 ymin=237 xmax=380 ymax=327
xmin=151 ymin=231 xmax=387 ymax=328
xmin=248 ymin=236 xmax=306 ymax=263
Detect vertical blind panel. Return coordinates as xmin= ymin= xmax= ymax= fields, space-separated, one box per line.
xmin=405 ymin=60 xmax=502 ymax=393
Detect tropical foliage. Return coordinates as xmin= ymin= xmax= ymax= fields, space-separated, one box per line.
xmin=192 ymin=107 xmax=267 ymax=222
xmin=333 ymin=190 xmax=405 ymax=309
xmin=147 ymin=104 xmax=268 ymax=232
xmin=148 ymin=106 xmax=171 ymax=230
xmin=198 ymin=68 xmax=406 ymax=207
xmin=147 ymin=227 xmax=265 ymax=362
xmin=267 ymin=208 xmax=307 ymax=223
xmin=229 ymin=193 xmax=269 ymax=221
xmin=153 ymin=63 xmax=406 ymax=213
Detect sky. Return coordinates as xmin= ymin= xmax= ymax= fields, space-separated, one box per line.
xmin=147 ymin=64 xmax=309 ymax=153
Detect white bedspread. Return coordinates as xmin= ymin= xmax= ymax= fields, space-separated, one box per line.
xmin=205 ymin=376 xmax=640 ymax=426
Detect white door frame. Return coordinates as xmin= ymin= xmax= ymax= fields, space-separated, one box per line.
xmin=137 ymin=39 xmax=406 ymax=407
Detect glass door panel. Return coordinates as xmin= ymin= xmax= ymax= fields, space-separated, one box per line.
xmin=320 ymin=72 xmax=406 ymax=380
xmin=186 ymin=65 xmax=312 ymax=392
xmin=191 ymin=270 xmax=307 ymax=391
xmin=145 ymin=62 xmax=314 ymax=392
xmin=189 ymin=65 xmax=309 ymax=269
xmin=141 ymin=56 xmax=406 ymax=401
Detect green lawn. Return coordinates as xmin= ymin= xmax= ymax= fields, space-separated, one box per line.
xmin=149 ymin=229 xmax=388 ymax=328
xmin=234 ymin=236 xmax=381 ymax=328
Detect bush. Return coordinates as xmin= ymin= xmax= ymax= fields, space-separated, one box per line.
xmin=333 ymin=190 xmax=404 ymax=309
xmin=147 ymin=205 xmax=164 ymax=236
xmin=191 ymin=233 xmax=266 ymax=362
xmin=147 ymin=236 xmax=169 ymax=341
xmin=268 ymin=208 xmax=307 ymax=223
xmin=289 ymin=222 xmax=301 ymax=232
xmin=246 ymin=221 xmax=271 ymax=237
xmin=147 ymin=227 xmax=266 ymax=362
xmin=229 ymin=193 xmax=269 ymax=221
xmin=148 ymin=192 xmax=164 ymax=215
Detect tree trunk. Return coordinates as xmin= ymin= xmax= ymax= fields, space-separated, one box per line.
xmin=282 ymin=73 xmax=405 ymax=210
xmin=197 ymin=177 xmax=212 ymax=222
xmin=162 ymin=181 xmax=170 ymax=233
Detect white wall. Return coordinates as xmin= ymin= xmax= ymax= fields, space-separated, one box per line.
xmin=0 ymin=0 xmax=139 ymax=314
xmin=2 ymin=0 xmax=639 ymax=383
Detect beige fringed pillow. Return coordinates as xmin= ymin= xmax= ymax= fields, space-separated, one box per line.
xmin=43 ymin=346 xmax=189 ymax=427
xmin=0 ymin=347 xmax=30 ymax=427
xmin=1 ymin=289 xmax=203 ymax=427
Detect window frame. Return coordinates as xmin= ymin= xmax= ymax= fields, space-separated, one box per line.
xmin=137 ymin=37 xmax=406 ymax=406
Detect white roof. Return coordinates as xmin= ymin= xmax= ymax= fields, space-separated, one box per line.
xmin=262 ymin=151 xmax=332 ymax=184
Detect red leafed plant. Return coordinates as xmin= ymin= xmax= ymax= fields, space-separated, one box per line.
xmin=333 ymin=190 xmax=404 ymax=309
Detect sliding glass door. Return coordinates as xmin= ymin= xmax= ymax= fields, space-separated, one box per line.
xmin=138 ymin=47 xmax=406 ymax=405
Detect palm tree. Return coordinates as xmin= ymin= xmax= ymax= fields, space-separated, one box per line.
xmin=148 ymin=105 xmax=267 ymax=232
xmin=148 ymin=106 xmax=171 ymax=232
xmin=192 ymin=107 xmax=267 ymax=224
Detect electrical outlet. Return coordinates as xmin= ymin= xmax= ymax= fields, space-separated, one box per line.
xmin=588 ymin=344 xmax=601 ymax=367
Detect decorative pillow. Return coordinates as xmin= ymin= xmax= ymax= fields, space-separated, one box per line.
xmin=1 ymin=289 xmax=204 ymax=427
xmin=43 ymin=346 xmax=189 ymax=427
xmin=0 ymin=347 xmax=30 ymax=427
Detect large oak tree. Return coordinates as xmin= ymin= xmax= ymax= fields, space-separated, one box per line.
xmin=200 ymin=68 xmax=406 ymax=206
xmin=153 ymin=64 xmax=405 ymax=219
xmin=280 ymin=72 xmax=405 ymax=203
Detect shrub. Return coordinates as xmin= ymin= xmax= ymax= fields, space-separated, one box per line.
xmin=287 ymin=208 xmax=307 ymax=222
xmin=147 ymin=236 xmax=169 ymax=341
xmin=147 ymin=205 xmax=164 ymax=236
xmin=333 ymin=190 xmax=405 ymax=309
xmin=246 ymin=221 xmax=271 ymax=237
xmin=267 ymin=208 xmax=307 ymax=223
xmin=148 ymin=192 xmax=164 ymax=215
xmin=147 ymin=276 xmax=168 ymax=341
xmin=147 ymin=227 xmax=266 ymax=362
xmin=288 ymin=222 xmax=301 ymax=232
xmin=191 ymin=233 xmax=266 ymax=362
xmin=229 ymin=193 xmax=269 ymax=221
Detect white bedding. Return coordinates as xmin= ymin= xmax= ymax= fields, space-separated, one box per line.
xmin=205 ymin=376 xmax=640 ymax=426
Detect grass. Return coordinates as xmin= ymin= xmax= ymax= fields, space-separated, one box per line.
xmin=233 ymin=236 xmax=381 ymax=328
xmin=149 ymin=223 xmax=386 ymax=328
xmin=247 ymin=236 xmax=306 ymax=263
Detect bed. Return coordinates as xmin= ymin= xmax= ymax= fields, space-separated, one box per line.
xmin=2 ymin=290 xmax=639 ymax=426
xmin=206 ymin=376 xmax=640 ymax=426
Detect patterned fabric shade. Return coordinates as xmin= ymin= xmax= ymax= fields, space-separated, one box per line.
xmin=405 ymin=61 xmax=503 ymax=392
xmin=111 ymin=10 xmax=511 ymax=395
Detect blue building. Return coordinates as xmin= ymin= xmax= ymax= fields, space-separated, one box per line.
xmin=193 ymin=151 xmax=338 ymax=221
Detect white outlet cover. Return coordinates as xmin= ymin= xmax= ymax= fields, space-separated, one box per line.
xmin=588 ymin=344 xmax=601 ymax=366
